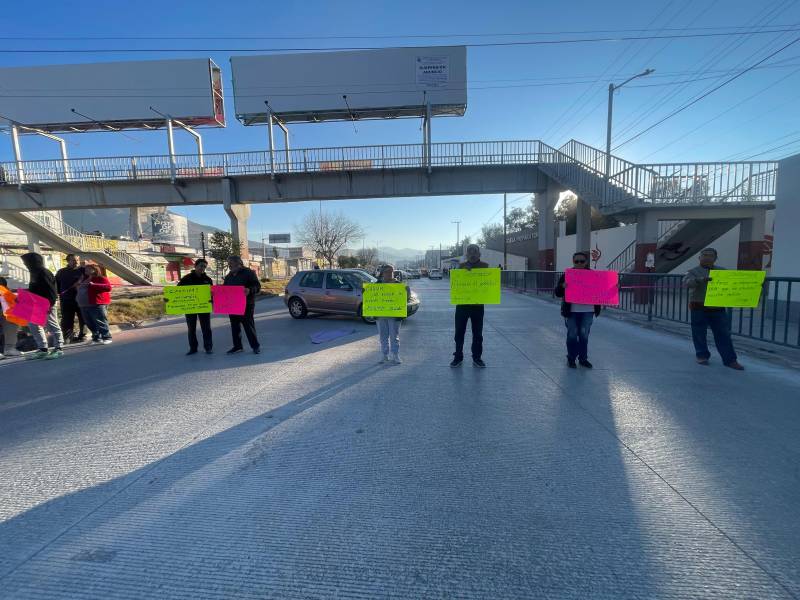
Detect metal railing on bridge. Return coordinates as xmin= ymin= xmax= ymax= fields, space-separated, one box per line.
xmin=501 ymin=270 xmax=800 ymax=348
xmin=0 ymin=139 xmax=778 ymax=209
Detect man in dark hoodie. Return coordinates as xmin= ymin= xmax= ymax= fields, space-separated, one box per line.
xmin=223 ymin=256 xmax=261 ymax=355
xmin=21 ymin=252 xmax=65 ymax=360
xmin=55 ymin=253 xmax=87 ymax=343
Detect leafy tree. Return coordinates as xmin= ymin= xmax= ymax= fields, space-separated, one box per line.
xmin=208 ymin=231 xmax=238 ymax=281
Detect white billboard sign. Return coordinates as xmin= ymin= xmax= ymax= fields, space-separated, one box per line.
xmin=268 ymin=233 xmax=291 ymax=244
xmin=0 ymin=58 xmax=225 ymax=133
xmin=231 ymin=46 xmax=466 ymax=124
xmin=150 ymin=213 xmax=189 ymax=246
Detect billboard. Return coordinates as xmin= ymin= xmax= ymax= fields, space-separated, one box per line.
xmin=150 ymin=213 xmax=189 ymax=246
xmin=230 ymin=46 xmax=467 ymax=124
xmin=268 ymin=233 xmax=291 ymax=244
xmin=0 ymin=58 xmax=225 ymax=133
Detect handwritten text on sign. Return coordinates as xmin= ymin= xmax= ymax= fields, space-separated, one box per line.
xmin=9 ymin=289 xmax=50 ymax=326
xmin=362 ymin=283 xmax=408 ymax=317
xmin=565 ymin=269 xmax=619 ymax=306
xmin=704 ymin=270 xmax=766 ymax=308
xmin=450 ymin=268 xmax=501 ymax=305
xmin=163 ymin=285 xmax=212 ymax=315
xmin=212 ymin=285 xmax=246 ymax=315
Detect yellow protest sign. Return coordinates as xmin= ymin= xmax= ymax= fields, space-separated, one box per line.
xmin=450 ymin=268 xmax=501 ymax=305
xmin=362 ymin=283 xmax=408 ymax=317
xmin=163 ymin=285 xmax=212 ymax=315
xmin=704 ymin=270 xmax=766 ymax=308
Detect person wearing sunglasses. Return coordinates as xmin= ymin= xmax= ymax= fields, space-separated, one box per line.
xmin=554 ymin=252 xmax=601 ymax=369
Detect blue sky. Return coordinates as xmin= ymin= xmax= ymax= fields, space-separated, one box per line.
xmin=2 ymin=0 xmax=799 ymax=250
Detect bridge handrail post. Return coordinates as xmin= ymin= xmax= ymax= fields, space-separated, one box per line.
xmin=303 ymin=149 xmax=308 ymax=172
xmin=460 ymin=143 xmax=464 ymax=166
xmin=131 ymin=157 xmax=138 ymax=181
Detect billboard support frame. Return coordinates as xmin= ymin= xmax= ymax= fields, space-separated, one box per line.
xmin=5 ymin=120 xmax=70 ymax=185
xmin=150 ymin=106 xmax=205 ymax=181
xmin=265 ymin=102 xmax=291 ymax=180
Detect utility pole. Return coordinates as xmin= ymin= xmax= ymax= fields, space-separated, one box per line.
xmin=605 ymin=68 xmax=654 ymax=181
xmin=503 ymin=193 xmax=508 ymax=270
xmin=200 ymin=231 xmax=206 ymax=259
xmin=451 ymin=220 xmax=461 ymax=256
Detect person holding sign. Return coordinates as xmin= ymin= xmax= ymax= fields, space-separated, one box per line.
xmin=21 ymin=252 xmax=65 ymax=360
xmin=451 ymin=244 xmax=489 ymax=368
xmin=0 ymin=277 xmax=23 ymax=359
xmin=76 ymin=264 xmax=113 ymax=345
xmin=177 ymin=259 xmax=214 ymax=355
xmin=223 ymin=256 xmax=261 ymax=355
xmin=373 ymin=264 xmax=410 ymax=364
xmin=554 ymin=252 xmax=602 ymax=369
xmin=683 ymin=248 xmax=744 ymax=370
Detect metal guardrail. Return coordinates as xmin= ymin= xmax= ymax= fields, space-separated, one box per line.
xmin=0 ymin=139 xmax=777 ymax=208
xmin=501 ymin=270 xmax=800 ymax=348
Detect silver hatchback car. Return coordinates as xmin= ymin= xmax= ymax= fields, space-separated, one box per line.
xmin=284 ymin=269 xmax=420 ymax=323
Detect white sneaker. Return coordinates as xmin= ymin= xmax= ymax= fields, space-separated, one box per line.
xmin=101 ymin=339 xmax=113 ymax=345
xmin=391 ymin=353 xmax=402 ymax=364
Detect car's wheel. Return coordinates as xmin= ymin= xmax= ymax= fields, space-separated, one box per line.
xmin=358 ymin=304 xmax=376 ymax=324
xmin=288 ymin=297 xmax=308 ymax=319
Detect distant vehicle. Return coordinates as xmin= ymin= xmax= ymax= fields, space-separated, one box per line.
xmin=408 ymin=269 xmax=421 ymax=279
xmin=428 ymin=268 xmax=443 ymax=280
xmin=420 ymin=268 xmax=429 ymax=277
xmin=284 ymin=269 xmax=420 ymax=323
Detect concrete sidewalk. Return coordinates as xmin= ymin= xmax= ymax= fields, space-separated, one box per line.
xmin=1 ymin=280 xmax=798 ymax=599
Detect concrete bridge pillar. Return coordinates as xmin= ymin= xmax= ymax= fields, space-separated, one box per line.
xmin=634 ymin=211 xmax=658 ymax=272
xmin=536 ymin=180 xmax=562 ymax=270
xmin=772 ymin=152 xmax=800 ymax=277
xmin=26 ymin=232 xmax=41 ymax=253
xmin=737 ymin=211 xmax=766 ymax=270
xmin=221 ymin=178 xmax=250 ymax=260
xmin=575 ymin=196 xmax=592 ymax=257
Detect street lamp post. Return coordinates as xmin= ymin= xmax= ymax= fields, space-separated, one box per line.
xmin=451 ymin=221 xmax=461 ymax=257
xmin=605 ymin=68 xmax=655 ymax=181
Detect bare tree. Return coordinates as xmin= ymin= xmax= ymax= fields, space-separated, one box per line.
xmin=296 ymin=211 xmax=365 ymax=268
xmin=356 ymin=246 xmax=378 ymax=266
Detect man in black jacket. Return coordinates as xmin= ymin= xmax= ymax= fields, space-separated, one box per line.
xmin=223 ymin=256 xmax=261 ymax=354
xmin=55 ymin=253 xmax=86 ymax=343
xmin=177 ymin=258 xmax=214 ymax=355
xmin=451 ymin=244 xmax=490 ymax=368
xmin=21 ymin=252 xmax=65 ymax=359
xmin=554 ymin=252 xmax=601 ymax=369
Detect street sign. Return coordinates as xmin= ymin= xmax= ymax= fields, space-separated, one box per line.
xmin=269 ymin=234 xmax=291 ymax=244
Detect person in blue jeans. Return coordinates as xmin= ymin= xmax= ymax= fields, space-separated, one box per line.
xmin=374 ymin=264 xmax=409 ymax=365
xmin=554 ymin=252 xmax=601 ymax=369
xmin=683 ymin=248 xmax=744 ymax=370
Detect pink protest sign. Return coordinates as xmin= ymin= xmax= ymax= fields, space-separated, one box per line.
xmin=565 ymin=269 xmax=620 ymax=306
xmin=212 ymin=285 xmax=246 ymax=315
xmin=9 ymin=289 xmax=51 ymax=326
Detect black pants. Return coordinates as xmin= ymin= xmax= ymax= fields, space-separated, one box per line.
xmin=60 ymin=299 xmax=86 ymax=340
xmin=229 ymin=304 xmax=259 ymax=350
xmin=454 ymin=304 xmax=484 ymax=360
xmin=186 ymin=313 xmax=213 ymax=351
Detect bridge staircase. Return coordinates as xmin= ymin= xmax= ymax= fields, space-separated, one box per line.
xmin=0 ymin=211 xmax=153 ymax=285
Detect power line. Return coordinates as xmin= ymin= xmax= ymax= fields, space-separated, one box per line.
xmin=3 ymin=28 xmax=800 ymax=53
xmin=610 ymin=0 xmax=796 ymax=142
xmin=613 ymin=33 xmax=800 ymax=150
xmin=639 ymin=65 xmax=800 ymax=160
xmin=3 ymin=25 xmax=799 ymax=41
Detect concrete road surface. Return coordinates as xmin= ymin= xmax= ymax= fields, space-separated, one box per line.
xmin=1 ymin=279 xmax=799 ymax=599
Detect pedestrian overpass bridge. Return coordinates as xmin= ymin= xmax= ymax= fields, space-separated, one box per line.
xmin=0 ymin=138 xmax=779 ymax=283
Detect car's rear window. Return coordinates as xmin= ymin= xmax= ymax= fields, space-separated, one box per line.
xmin=299 ymin=271 xmax=324 ymax=288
